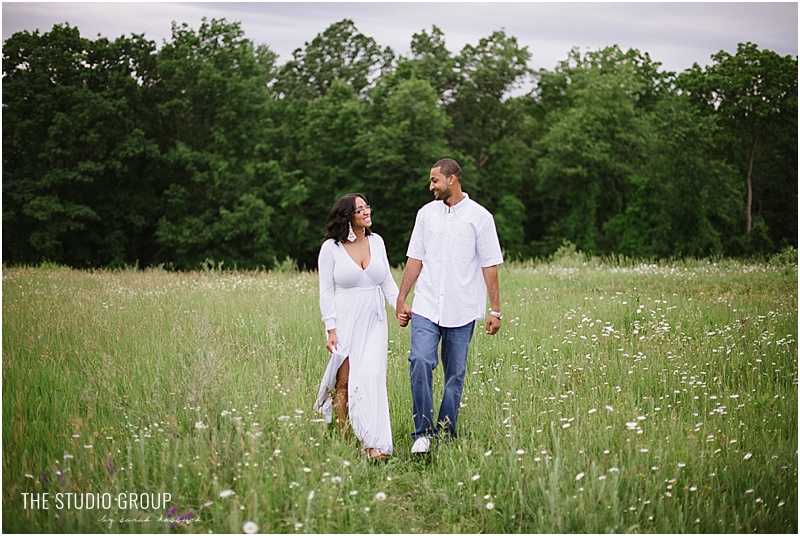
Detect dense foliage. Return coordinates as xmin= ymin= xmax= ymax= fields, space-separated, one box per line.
xmin=3 ymin=19 xmax=797 ymax=269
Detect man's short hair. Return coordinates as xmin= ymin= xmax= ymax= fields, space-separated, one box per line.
xmin=433 ymin=158 xmax=462 ymax=182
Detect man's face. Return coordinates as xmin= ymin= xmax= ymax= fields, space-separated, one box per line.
xmin=429 ymin=167 xmax=452 ymax=202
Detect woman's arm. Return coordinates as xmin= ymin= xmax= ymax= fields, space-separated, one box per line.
xmin=318 ymin=241 xmax=338 ymax=350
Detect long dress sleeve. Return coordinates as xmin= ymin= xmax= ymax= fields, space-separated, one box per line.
xmin=375 ymin=235 xmax=399 ymax=310
xmin=318 ymin=240 xmax=337 ymax=331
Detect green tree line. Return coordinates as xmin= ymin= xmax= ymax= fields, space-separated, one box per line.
xmin=3 ymin=19 xmax=797 ymax=270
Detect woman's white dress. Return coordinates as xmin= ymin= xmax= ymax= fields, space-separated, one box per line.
xmin=316 ymin=234 xmax=399 ymax=454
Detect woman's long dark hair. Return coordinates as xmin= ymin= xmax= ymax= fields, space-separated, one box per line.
xmin=323 ymin=193 xmax=372 ymax=244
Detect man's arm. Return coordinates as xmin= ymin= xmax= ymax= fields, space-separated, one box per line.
xmin=396 ymin=258 xmax=422 ymax=324
xmin=482 ymin=265 xmax=501 ymax=335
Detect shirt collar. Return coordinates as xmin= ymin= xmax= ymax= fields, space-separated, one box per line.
xmin=440 ymin=192 xmax=470 ymax=214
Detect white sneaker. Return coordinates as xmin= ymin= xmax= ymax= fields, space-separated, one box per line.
xmin=411 ymin=437 xmax=431 ymax=454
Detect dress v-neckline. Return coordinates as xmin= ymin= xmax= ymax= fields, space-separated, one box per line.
xmin=343 ymin=236 xmax=372 ymax=271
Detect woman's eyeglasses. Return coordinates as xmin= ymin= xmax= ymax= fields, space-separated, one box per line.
xmin=354 ymin=205 xmax=372 ymax=215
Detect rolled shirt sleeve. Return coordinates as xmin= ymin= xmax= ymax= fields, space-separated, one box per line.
xmin=406 ymin=210 xmax=426 ymax=262
xmin=476 ymin=216 xmax=503 ymax=268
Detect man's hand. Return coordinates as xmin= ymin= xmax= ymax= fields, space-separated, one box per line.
xmin=485 ymin=315 xmax=501 ymax=335
xmin=396 ymin=258 xmax=422 ymax=329
xmin=396 ymin=300 xmax=412 ymax=328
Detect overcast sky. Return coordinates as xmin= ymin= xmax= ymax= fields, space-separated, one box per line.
xmin=2 ymin=1 xmax=797 ymax=74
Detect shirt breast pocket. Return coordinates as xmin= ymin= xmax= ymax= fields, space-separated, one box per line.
xmin=451 ymin=224 xmax=477 ymax=266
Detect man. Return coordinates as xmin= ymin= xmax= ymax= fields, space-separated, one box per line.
xmin=396 ymin=158 xmax=503 ymax=454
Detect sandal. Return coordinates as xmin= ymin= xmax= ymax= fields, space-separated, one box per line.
xmin=366 ymin=448 xmax=387 ymax=460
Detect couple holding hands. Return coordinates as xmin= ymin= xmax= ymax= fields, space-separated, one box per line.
xmin=315 ymin=158 xmax=503 ymax=459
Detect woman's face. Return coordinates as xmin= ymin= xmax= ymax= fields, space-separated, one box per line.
xmin=351 ymin=197 xmax=372 ymax=230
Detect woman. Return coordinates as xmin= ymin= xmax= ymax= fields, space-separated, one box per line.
xmin=315 ymin=193 xmax=408 ymax=459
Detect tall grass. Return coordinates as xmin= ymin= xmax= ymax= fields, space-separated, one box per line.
xmin=2 ymin=259 xmax=797 ymax=533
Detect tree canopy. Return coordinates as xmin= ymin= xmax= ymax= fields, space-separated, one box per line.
xmin=3 ymin=19 xmax=797 ymax=269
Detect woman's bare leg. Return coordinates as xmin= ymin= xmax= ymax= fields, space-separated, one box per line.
xmin=333 ymin=357 xmax=351 ymax=439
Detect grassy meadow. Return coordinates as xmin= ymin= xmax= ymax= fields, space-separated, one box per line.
xmin=2 ymin=254 xmax=797 ymax=533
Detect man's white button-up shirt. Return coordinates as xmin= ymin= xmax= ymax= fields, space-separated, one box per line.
xmin=406 ymin=193 xmax=503 ymax=328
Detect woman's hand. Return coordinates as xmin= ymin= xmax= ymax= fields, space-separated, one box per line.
xmin=326 ymin=329 xmax=338 ymax=353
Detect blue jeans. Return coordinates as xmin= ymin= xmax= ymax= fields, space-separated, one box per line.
xmin=409 ymin=314 xmax=475 ymax=440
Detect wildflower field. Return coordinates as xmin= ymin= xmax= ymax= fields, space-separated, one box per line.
xmin=2 ymin=256 xmax=797 ymax=533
